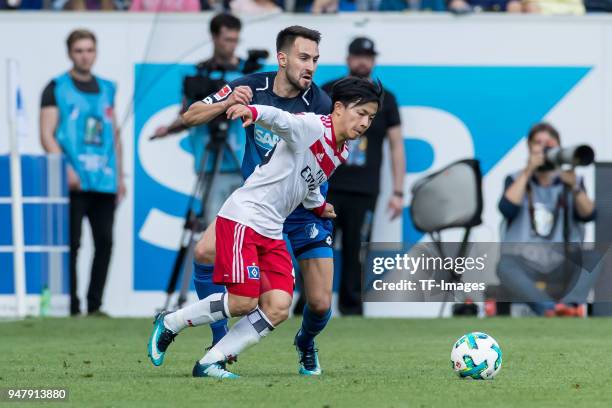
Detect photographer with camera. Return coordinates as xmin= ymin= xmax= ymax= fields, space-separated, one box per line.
xmin=154 ymin=13 xmax=246 ymax=142
xmin=497 ymin=122 xmax=596 ymax=317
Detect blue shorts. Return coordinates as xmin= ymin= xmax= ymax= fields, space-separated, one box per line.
xmin=283 ymin=209 xmax=333 ymax=261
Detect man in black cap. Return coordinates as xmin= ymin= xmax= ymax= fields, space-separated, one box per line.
xmin=321 ymin=37 xmax=405 ymax=315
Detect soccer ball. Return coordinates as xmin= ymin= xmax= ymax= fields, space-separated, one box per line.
xmin=451 ymin=332 xmax=502 ymax=380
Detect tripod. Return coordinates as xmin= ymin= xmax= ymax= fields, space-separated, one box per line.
xmin=161 ymin=121 xmax=241 ymax=311
xmin=430 ymin=229 xmax=474 ymax=317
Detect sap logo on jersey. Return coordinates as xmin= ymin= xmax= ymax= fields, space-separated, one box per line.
xmin=247 ymin=265 xmax=260 ymax=280
xmin=254 ymin=125 xmax=280 ymax=151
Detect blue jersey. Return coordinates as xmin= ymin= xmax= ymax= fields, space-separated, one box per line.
xmin=204 ymin=71 xmax=332 ymax=225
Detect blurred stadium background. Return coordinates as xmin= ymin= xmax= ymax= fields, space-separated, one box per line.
xmin=1 ymin=10 xmax=612 ymax=319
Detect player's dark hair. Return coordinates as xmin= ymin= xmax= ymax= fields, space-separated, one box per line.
xmin=210 ymin=13 xmax=242 ymax=36
xmin=276 ymin=26 xmax=321 ymax=53
xmin=527 ymin=122 xmax=561 ymax=145
xmin=331 ymin=77 xmax=384 ymax=111
xmin=66 ymin=29 xmax=96 ymax=52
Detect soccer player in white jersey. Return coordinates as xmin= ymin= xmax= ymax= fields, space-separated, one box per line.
xmin=148 ymin=77 xmax=383 ymax=379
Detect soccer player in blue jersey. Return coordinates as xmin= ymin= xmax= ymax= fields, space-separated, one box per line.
xmin=181 ymin=25 xmax=333 ymax=376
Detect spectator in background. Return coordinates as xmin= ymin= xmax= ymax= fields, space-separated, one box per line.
xmin=321 ymin=38 xmax=405 ymax=315
xmin=0 ymin=0 xmax=45 ymax=9
xmin=60 ymin=0 xmax=115 ymax=9
xmin=448 ymin=0 xmax=522 ymax=12
xmin=198 ymin=0 xmax=227 ymax=10
xmin=448 ymin=0 xmax=586 ymax=13
xmin=230 ymin=0 xmax=282 ymax=13
xmin=40 ymin=29 xmax=125 ymax=316
xmin=60 ymin=0 xmax=115 ymax=11
xmin=129 ymin=0 xmax=201 ymax=11
xmin=291 ymin=0 xmax=358 ymax=12
xmin=497 ymin=123 xmax=596 ymax=317
xmin=522 ymin=0 xmax=585 ymax=13
xmin=292 ymin=0 xmax=445 ymax=10
xmin=311 ymin=0 xmax=338 ymax=12
xmin=377 ymin=0 xmax=446 ymax=11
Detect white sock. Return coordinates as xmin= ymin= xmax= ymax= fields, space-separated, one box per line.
xmin=163 ymin=292 xmax=229 ymax=333
xmin=200 ymin=307 xmax=274 ymax=365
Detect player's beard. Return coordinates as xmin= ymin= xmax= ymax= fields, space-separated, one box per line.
xmin=287 ymin=69 xmax=310 ymax=92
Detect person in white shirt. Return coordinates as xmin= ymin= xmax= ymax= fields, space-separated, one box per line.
xmin=148 ymin=77 xmax=383 ymax=379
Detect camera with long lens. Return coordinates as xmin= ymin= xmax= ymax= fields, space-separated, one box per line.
xmin=539 ymin=144 xmax=595 ymax=171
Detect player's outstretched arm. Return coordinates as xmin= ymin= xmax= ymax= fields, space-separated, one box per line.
xmin=182 ymin=85 xmax=253 ymax=127
xmin=182 ymin=100 xmax=227 ymax=127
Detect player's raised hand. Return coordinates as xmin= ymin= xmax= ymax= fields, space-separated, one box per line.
xmin=226 ymin=104 xmax=254 ymax=127
xmin=321 ymin=203 xmax=337 ymax=219
xmin=226 ymin=85 xmax=253 ymax=107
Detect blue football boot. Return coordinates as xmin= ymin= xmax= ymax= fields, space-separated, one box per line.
xmin=192 ymin=361 xmax=239 ymax=379
xmin=294 ymin=334 xmax=322 ymax=376
xmin=147 ymin=311 xmax=178 ymax=367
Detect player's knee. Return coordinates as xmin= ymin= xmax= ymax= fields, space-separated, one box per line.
xmin=259 ymin=300 xmax=290 ymax=326
xmin=194 ymin=240 xmax=215 ymax=265
xmin=228 ymin=296 xmax=258 ymax=316
xmin=264 ymin=306 xmax=289 ymax=326
xmin=306 ymin=293 xmax=331 ymax=316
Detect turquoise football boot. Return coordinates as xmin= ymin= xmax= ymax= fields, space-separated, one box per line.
xmin=192 ymin=361 xmax=239 ymax=379
xmin=294 ymin=334 xmax=322 ymax=376
xmin=147 ymin=311 xmax=178 ymax=367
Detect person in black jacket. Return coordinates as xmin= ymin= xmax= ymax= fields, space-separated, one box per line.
xmin=322 ymin=37 xmax=406 ymax=315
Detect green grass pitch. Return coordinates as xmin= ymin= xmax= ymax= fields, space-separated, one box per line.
xmin=2 ymin=317 xmax=612 ymax=407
